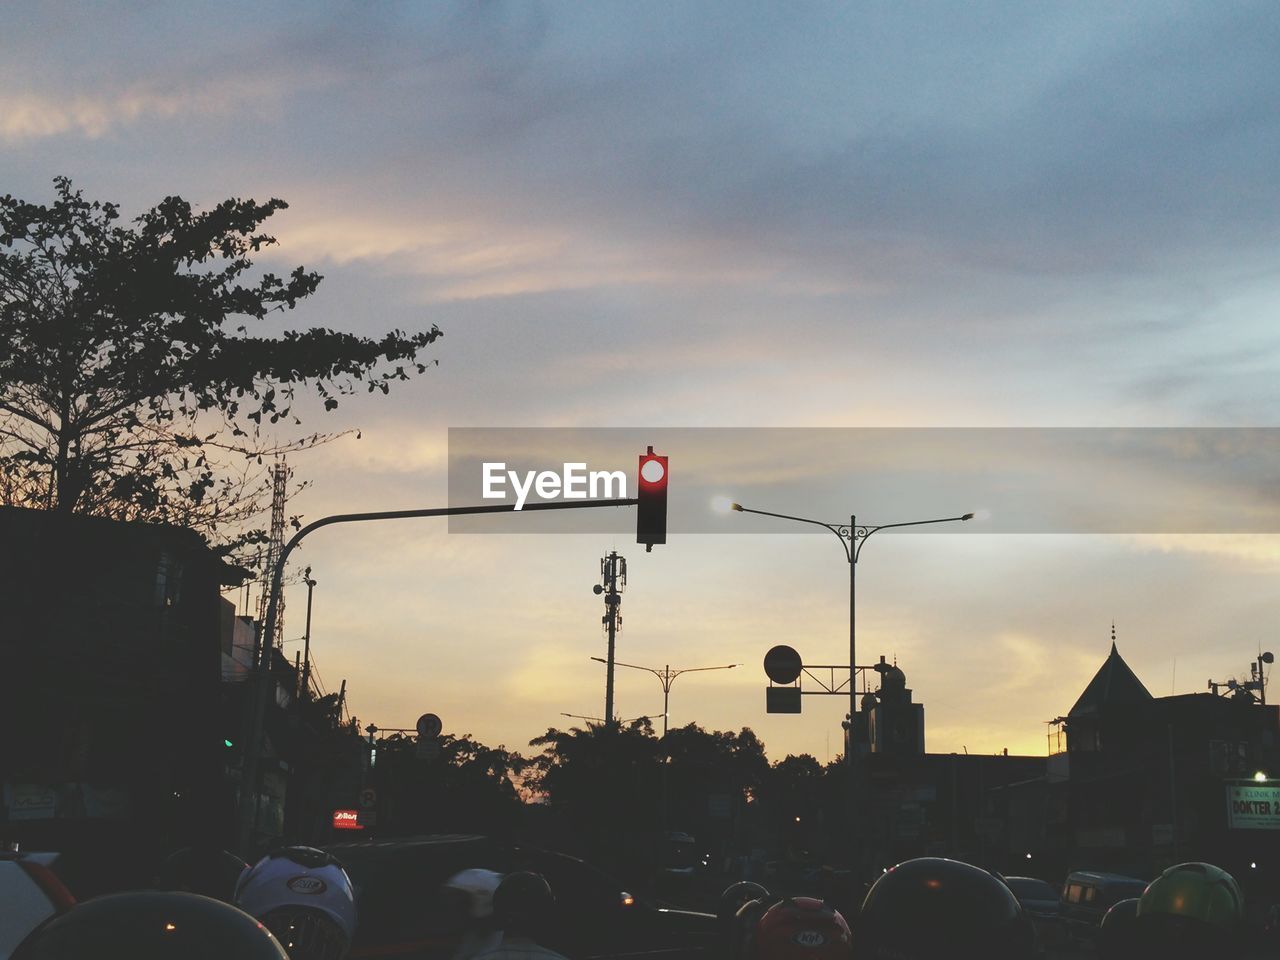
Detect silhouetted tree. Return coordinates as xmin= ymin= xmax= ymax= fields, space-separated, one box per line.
xmin=662 ymin=724 xmax=769 ymax=838
xmin=0 ymin=177 xmax=440 ymax=562
xmin=369 ymin=732 xmax=528 ymax=837
xmin=527 ymin=719 xmax=663 ymax=866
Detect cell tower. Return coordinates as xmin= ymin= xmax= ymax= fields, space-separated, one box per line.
xmin=256 ymin=459 xmax=289 ymax=650
xmin=593 ymin=552 xmax=626 ymax=725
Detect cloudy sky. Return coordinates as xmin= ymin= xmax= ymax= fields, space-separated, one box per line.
xmin=6 ymin=2 xmax=1280 ymax=760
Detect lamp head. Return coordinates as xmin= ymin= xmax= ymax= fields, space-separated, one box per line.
xmin=961 ymin=513 xmax=975 ymax=521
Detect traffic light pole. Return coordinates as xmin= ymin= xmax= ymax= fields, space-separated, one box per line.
xmin=235 ymin=497 xmax=636 ymax=858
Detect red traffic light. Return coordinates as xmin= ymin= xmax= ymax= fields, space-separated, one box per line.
xmin=637 ymin=446 xmax=668 ymax=551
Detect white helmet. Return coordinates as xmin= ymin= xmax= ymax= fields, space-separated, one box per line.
xmin=235 ymin=847 xmax=357 ymax=959
xmin=443 ymin=868 xmax=504 ymax=919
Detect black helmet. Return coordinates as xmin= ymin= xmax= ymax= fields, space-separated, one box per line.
xmin=719 ymin=882 xmax=771 ymax=923
xmin=492 ymin=872 xmax=555 ymax=932
xmin=1097 ymin=897 xmax=1140 ymax=960
xmin=156 ymin=847 xmax=248 ymax=902
xmin=12 ymin=890 xmax=289 ymax=959
xmin=856 ymin=858 xmax=1037 ymax=960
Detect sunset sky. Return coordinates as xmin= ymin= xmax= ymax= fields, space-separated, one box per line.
xmin=5 ymin=2 xmax=1280 ymax=761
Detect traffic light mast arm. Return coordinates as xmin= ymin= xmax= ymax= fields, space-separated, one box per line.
xmin=238 ymin=496 xmax=636 ymax=856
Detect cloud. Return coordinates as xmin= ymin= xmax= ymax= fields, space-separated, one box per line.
xmin=501 ymin=641 xmax=602 ymax=710
xmin=0 ymin=74 xmax=312 ymax=142
xmin=1123 ymin=534 xmax=1280 ymax=569
xmin=7 ymin=1 xmax=1280 ymax=762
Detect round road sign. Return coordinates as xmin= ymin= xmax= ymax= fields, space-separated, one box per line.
xmin=359 ymin=787 xmax=377 ymax=809
xmin=416 ymin=713 xmax=442 ymax=739
xmin=763 ymin=645 xmax=803 ymax=684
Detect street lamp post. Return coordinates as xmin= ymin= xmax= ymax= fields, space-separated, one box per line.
xmin=722 ymin=501 xmax=972 ymax=869
xmin=591 ymin=658 xmax=739 ymax=737
xmin=560 ymin=711 xmax=665 ymax=727
xmin=725 ymin=504 xmax=972 ymax=763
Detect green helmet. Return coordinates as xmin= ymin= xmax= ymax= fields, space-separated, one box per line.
xmin=1137 ymin=862 xmax=1243 ymax=931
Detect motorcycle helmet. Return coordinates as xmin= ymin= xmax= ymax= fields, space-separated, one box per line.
xmin=234 ymin=846 xmax=356 ymax=960
xmin=857 ymin=857 xmax=1036 ymax=960
xmin=12 ymin=890 xmax=288 ymax=959
xmin=750 ymin=897 xmax=850 ymax=960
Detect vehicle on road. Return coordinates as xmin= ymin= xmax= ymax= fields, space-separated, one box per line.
xmin=1006 ymin=876 xmax=1065 ymax=948
xmin=1059 ymin=870 xmax=1148 ymax=944
xmin=324 ymin=834 xmax=718 ymax=960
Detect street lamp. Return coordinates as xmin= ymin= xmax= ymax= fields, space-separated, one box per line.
xmin=560 ymin=711 xmax=666 ymax=727
xmin=721 ymin=501 xmax=973 ymax=767
xmin=591 ymin=658 xmax=739 ymax=737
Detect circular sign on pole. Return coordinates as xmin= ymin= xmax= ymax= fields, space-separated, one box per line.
xmin=359 ymin=787 xmax=377 ymax=810
xmin=764 ymin=645 xmax=803 ymax=685
xmin=416 ymin=713 xmax=442 ymax=739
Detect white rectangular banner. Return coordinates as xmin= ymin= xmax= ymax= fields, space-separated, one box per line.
xmin=1226 ymin=784 xmax=1280 ymax=830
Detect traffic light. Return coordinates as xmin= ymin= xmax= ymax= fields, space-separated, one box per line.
xmin=636 ymin=446 xmax=668 ymax=551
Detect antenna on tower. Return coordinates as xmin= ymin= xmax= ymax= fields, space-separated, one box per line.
xmin=256 ymin=459 xmax=289 ymax=650
xmin=594 ymin=552 xmax=626 ymax=725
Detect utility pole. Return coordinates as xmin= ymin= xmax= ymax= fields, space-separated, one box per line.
xmin=301 ymin=567 xmax=316 ymax=698
xmin=594 ymin=552 xmax=626 ymax=725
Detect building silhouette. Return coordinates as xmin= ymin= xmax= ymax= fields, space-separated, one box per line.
xmin=1002 ymin=635 xmax=1280 ymax=901
xmin=0 ymin=507 xmax=366 ymax=891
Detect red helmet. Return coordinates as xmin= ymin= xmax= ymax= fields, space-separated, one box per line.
xmin=750 ymin=897 xmax=851 ymax=960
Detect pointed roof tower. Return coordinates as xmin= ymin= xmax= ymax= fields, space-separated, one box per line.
xmin=1068 ymin=626 xmax=1152 ymax=716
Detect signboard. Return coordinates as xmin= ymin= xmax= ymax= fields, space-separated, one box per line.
xmin=416 ymin=739 xmax=442 ymax=761
xmin=766 ymin=687 xmax=802 ymax=714
xmin=332 ymin=809 xmax=363 ymax=831
xmin=359 ymin=787 xmax=377 ymax=810
xmin=7 ymin=784 xmax=56 ymax=821
xmin=1227 ymin=783 xmax=1280 ymax=830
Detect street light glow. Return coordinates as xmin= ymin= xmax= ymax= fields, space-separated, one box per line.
xmin=1256 ymin=771 xmax=1268 ymax=782
xmin=712 ymin=496 xmax=741 ymax=514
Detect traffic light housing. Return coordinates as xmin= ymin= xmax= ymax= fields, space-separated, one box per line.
xmin=636 ymin=446 xmax=668 ymax=551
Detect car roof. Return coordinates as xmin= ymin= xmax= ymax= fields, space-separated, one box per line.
xmin=1064 ymin=870 xmax=1146 ymax=884
xmin=325 ymin=833 xmax=488 ymax=853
